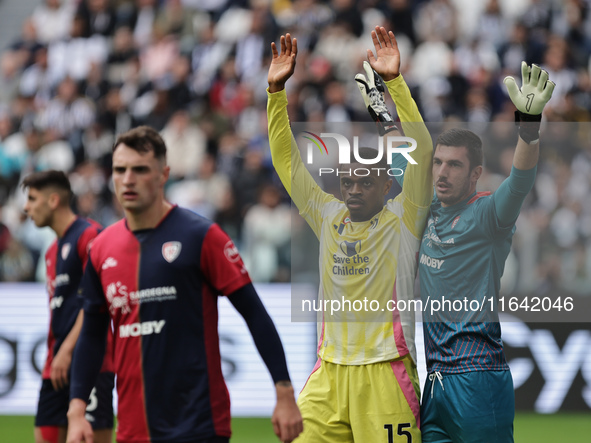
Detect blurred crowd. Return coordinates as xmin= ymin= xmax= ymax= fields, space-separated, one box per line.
xmin=0 ymin=0 xmax=589 ymax=294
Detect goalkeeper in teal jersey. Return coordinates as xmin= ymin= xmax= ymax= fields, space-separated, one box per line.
xmin=358 ymin=62 xmax=555 ymax=442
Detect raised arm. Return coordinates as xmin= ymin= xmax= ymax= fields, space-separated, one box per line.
xmin=364 ymin=27 xmax=433 ymax=207
xmin=493 ymin=62 xmax=555 ymax=226
xmin=267 ymin=34 xmax=333 ymax=237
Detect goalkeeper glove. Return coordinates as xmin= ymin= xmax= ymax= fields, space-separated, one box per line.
xmin=355 ymin=61 xmax=398 ymax=136
xmin=503 ymin=61 xmax=555 ymax=144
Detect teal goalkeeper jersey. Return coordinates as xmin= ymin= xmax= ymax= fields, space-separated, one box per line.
xmin=420 ymin=191 xmax=513 ymax=374
xmin=393 ymin=155 xmax=537 ymax=373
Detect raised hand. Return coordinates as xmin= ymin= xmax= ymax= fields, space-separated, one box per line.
xmin=504 ymin=61 xmax=555 ymax=144
xmin=268 ymin=34 xmax=298 ymax=93
xmin=355 ymin=61 xmax=398 ymax=136
xmin=503 ymin=62 xmax=555 ymax=116
xmin=366 ymin=26 xmax=401 ymax=82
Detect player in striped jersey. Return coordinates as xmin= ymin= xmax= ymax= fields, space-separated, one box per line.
xmin=66 ymin=126 xmax=302 ymax=443
xmin=22 ymin=170 xmax=114 ymax=443
xmin=267 ymin=28 xmax=433 ymax=442
xmin=390 ymin=63 xmax=555 ymax=442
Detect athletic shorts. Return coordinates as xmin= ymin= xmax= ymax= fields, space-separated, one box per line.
xmin=421 ymin=370 xmax=514 ymax=443
xmin=294 ymin=356 xmax=421 ymax=443
xmin=35 ymin=371 xmax=115 ymax=429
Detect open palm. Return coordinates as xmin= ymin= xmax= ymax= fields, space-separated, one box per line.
xmin=367 ymin=26 xmax=400 ymax=82
xmin=268 ymin=34 xmax=298 ymax=92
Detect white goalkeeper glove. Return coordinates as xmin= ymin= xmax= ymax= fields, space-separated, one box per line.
xmin=503 ymin=61 xmax=555 ymax=144
xmin=355 ymin=61 xmax=398 ymax=136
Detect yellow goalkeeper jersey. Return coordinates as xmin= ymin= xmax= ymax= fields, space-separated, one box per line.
xmin=267 ymin=75 xmax=433 ymax=365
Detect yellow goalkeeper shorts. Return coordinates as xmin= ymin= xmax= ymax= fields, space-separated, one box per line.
xmin=294 ymin=355 xmax=421 ymax=443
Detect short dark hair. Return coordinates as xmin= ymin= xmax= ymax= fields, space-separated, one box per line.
xmin=436 ymin=128 xmax=483 ymax=169
xmin=339 ymin=147 xmax=390 ymax=176
xmin=21 ymin=170 xmax=73 ymax=205
xmin=113 ymin=126 xmax=167 ymax=161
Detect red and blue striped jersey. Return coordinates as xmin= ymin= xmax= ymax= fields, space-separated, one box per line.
xmin=82 ymin=206 xmax=252 ymax=442
xmin=43 ymin=217 xmax=113 ymax=379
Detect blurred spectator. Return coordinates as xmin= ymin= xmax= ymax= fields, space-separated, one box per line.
xmin=47 ymin=14 xmax=110 ymax=83
xmin=140 ymin=24 xmax=180 ymax=82
xmin=76 ymin=0 xmax=117 ymax=38
xmin=0 ymin=237 xmax=35 ymax=282
xmin=242 ymin=184 xmax=291 ymax=282
xmin=106 ymin=26 xmax=139 ymax=84
xmin=35 ymin=76 xmax=95 ymax=160
xmin=1 ymin=19 xmax=43 ymax=81
xmin=415 ymin=0 xmax=458 ymax=45
xmin=160 ymin=109 xmax=207 ymax=180
xmin=31 ymin=0 xmax=76 ymax=44
xmin=166 ymin=152 xmax=231 ymax=219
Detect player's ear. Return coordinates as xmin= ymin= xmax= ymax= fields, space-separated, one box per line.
xmin=471 ymin=165 xmax=483 ymax=183
xmin=48 ymin=191 xmax=60 ymax=210
xmin=161 ymin=165 xmax=170 ymax=186
xmin=383 ymin=178 xmax=393 ymax=196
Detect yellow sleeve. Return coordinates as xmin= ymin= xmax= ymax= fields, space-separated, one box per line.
xmin=267 ymin=88 xmax=335 ymax=237
xmin=386 ymin=74 xmax=433 ymax=209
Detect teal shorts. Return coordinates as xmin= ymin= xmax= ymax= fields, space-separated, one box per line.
xmin=421 ymin=370 xmax=514 ymax=443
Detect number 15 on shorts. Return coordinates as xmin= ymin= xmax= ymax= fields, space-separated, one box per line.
xmin=384 ymin=423 xmax=412 ymax=442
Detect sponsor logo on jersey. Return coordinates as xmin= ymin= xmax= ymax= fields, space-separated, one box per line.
xmin=339 ymin=240 xmax=362 ymax=257
xmin=54 ymin=273 xmax=70 ymax=287
xmin=49 ymin=296 xmax=64 ymax=310
xmin=162 ymin=241 xmax=182 ymax=263
xmin=119 ymin=320 xmax=166 ymax=338
xmin=451 ymin=215 xmax=461 ymax=229
xmin=102 ymin=257 xmax=118 ymax=270
xmin=419 ymin=253 xmax=445 ymax=269
xmin=61 ymin=243 xmax=71 ymax=260
xmin=224 ymin=240 xmax=240 ymax=263
xmin=106 ymin=281 xmax=178 ymax=314
xmin=105 ymin=281 xmax=131 ymax=314
xmin=333 ymin=216 xmax=352 ymax=235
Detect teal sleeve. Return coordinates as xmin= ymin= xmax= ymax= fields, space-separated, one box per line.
xmin=493 ymin=165 xmax=537 ymax=227
xmin=390 ymin=149 xmax=408 ymax=188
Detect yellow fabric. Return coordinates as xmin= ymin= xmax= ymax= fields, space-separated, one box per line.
xmin=294 ymin=358 xmax=421 ymax=443
xmin=267 ymin=75 xmax=432 ymax=365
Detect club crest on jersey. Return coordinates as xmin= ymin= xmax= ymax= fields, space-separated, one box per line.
xmin=61 ymin=243 xmax=71 ymax=260
xmin=451 ymin=215 xmax=461 ymax=229
xmin=340 ymin=240 xmax=362 ymax=257
xmin=162 ymin=241 xmax=182 ymax=263
xmin=333 ymin=216 xmax=353 ymax=235
xmin=224 ymin=240 xmax=240 ymax=263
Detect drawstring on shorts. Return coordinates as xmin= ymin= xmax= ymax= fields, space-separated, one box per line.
xmin=429 ymin=371 xmax=444 ymax=398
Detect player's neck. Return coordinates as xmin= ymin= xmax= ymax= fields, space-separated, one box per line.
xmin=126 ymin=200 xmax=173 ymax=231
xmin=52 ymin=210 xmax=77 ymax=238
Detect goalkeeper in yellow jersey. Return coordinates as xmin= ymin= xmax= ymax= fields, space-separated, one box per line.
xmin=267 ymin=27 xmax=433 ymax=442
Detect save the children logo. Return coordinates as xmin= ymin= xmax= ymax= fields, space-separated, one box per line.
xmin=340 ymin=240 xmax=362 ymax=257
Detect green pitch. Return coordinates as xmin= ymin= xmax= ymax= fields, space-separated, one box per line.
xmin=0 ymin=413 xmax=589 ymax=442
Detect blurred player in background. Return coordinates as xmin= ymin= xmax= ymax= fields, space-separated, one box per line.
xmin=66 ymin=126 xmax=302 ymax=443
xmin=267 ymin=28 xmax=432 ymax=442
xmin=388 ymin=63 xmax=555 ymax=442
xmin=22 ymin=170 xmax=114 ymax=443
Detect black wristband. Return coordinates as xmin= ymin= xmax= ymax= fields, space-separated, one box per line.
xmin=368 ymin=107 xmax=399 ymax=136
xmin=515 ymin=110 xmax=542 ymax=144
